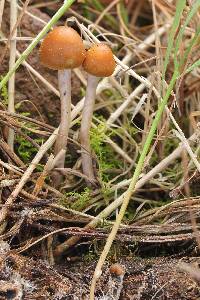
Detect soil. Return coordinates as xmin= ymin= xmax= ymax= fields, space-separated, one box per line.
xmin=1 ymin=250 xmax=200 ymax=300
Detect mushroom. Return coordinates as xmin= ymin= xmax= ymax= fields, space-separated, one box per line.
xmin=109 ymin=263 xmax=125 ymax=277
xmin=39 ymin=26 xmax=86 ymax=185
xmin=80 ymin=43 xmax=115 ymax=184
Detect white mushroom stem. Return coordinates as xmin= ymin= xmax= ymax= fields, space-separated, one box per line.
xmin=80 ymin=74 xmax=99 ymax=182
xmin=54 ymin=69 xmax=71 ymax=167
xmin=53 ymin=69 xmax=71 ymax=187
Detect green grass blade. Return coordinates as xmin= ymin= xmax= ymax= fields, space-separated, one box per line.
xmin=179 ymin=25 xmax=200 ymax=70
xmin=174 ymin=0 xmax=200 ymax=68
xmin=162 ymin=0 xmax=186 ymax=79
xmin=185 ymin=58 xmax=200 ymax=74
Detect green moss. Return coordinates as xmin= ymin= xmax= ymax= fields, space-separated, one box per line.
xmin=15 ymin=111 xmax=43 ymax=165
xmin=61 ymin=187 xmax=91 ymax=211
xmin=90 ymin=121 xmax=123 ymax=183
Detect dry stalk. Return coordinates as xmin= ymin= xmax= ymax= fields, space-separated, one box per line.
xmin=33 ymin=149 xmax=66 ymax=196
xmin=33 ymin=153 xmax=55 ymax=196
xmin=0 ymin=0 xmax=5 ymax=29
xmin=169 ymin=110 xmax=200 ymax=172
xmin=7 ymin=0 xmax=17 ymax=149
xmin=0 ymin=158 xmax=22 ymax=174
xmin=0 ymin=0 xmax=31 ymax=65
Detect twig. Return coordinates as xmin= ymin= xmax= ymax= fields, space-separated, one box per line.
xmin=7 ymin=0 xmax=17 ymax=149
xmin=106 ymin=84 xmax=147 ymax=126
xmin=167 ymin=108 xmax=200 ymax=172
xmin=0 ymin=139 xmax=24 ymax=167
xmin=0 ymin=0 xmax=5 ymax=30
xmin=0 ymin=158 xmax=22 ymax=174
xmin=0 ymin=0 xmax=31 ymax=65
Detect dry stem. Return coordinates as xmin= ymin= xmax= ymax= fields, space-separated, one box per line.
xmin=7 ymin=0 xmax=17 ymax=149
xmin=0 ymin=0 xmax=5 ymax=29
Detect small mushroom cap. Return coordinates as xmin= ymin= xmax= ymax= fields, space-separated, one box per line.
xmin=39 ymin=26 xmax=86 ymax=70
xmin=109 ymin=263 xmax=125 ymax=276
xmin=83 ymin=44 xmax=116 ymax=77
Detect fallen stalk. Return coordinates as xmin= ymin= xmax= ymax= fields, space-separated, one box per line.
xmin=7 ymin=0 xmax=17 ymax=149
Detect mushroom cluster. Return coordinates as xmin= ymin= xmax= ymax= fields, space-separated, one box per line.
xmin=39 ymin=25 xmax=115 ymax=187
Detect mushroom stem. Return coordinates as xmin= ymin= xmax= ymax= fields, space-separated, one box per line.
xmin=54 ymin=69 xmax=71 ymax=170
xmin=54 ymin=69 xmax=71 ymax=160
xmin=80 ymin=74 xmax=99 ymax=183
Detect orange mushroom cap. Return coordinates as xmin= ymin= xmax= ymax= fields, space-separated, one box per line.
xmin=109 ymin=263 xmax=125 ymax=276
xmin=83 ymin=44 xmax=116 ymax=77
xmin=39 ymin=26 xmax=86 ymax=70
